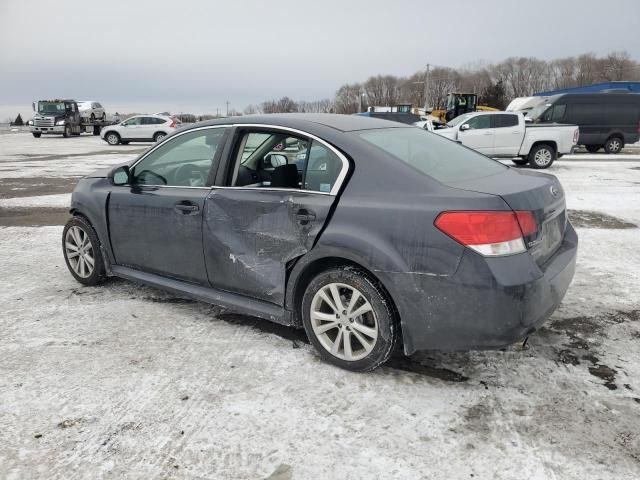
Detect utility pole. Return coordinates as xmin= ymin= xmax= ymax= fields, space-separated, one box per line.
xmin=424 ymin=63 xmax=431 ymax=111
xmin=226 ymin=101 xmax=230 ymax=117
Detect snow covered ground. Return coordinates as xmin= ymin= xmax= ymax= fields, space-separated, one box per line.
xmin=1 ymin=131 xmax=639 ymax=479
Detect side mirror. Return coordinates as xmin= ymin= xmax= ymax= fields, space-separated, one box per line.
xmin=460 ymin=124 xmax=470 ymax=131
xmin=109 ymin=165 xmax=131 ymax=186
xmin=32 ymin=102 xmax=36 ymax=111
xmin=524 ymin=117 xmax=533 ymax=123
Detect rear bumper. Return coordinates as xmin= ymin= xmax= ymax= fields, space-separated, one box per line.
xmin=390 ymin=223 xmax=578 ymax=354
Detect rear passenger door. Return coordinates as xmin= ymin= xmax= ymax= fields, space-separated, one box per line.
xmin=491 ymin=114 xmax=522 ymax=156
xmin=203 ymin=127 xmax=348 ymax=306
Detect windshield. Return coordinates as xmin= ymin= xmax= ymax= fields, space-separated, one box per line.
xmin=37 ymin=101 xmax=65 ymax=113
xmin=526 ymin=103 xmax=552 ymax=123
xmin=356 ymin=127 xmax=507 ymax=185
xmin=446 ymin=114 xmax=473 ymax=127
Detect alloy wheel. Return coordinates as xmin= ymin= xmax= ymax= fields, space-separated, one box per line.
xmin=64 ymin=226 xmax=95 ymax=278
xmin=534 ymin=148 xmax=552 ymax=166
xmin=310 ymin=283 xmax=378 ymax=361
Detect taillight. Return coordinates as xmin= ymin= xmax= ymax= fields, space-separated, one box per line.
xmin=573 ymin=127 xmax=579 ymax=144
xmin=435 ymin=211 xmax=537 ymax=257
xmin=169 ymin=118 xmax=176 ymax=128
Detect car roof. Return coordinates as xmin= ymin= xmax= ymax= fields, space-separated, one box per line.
xmin=191 ymin=113 xmax=410 ymax=133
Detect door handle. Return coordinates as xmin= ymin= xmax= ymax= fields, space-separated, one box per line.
xmin=174 ymin=202 xmax=199 ymax=214
xmin=295 ymin=209 xmax=316 ymax=224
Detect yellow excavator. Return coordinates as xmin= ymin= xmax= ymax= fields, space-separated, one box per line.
xmin=429 ymin=93 xmax=498 ymax=123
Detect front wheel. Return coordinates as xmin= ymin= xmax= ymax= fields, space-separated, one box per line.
xmin=32 ymin=132 xmax=41 ymax=138
xmin=301 ymin=267 xmax=398 ymax=372
xmin=62 ymin=216 xmax=107 ymax=286
xmin=604 ymin=137 xmax=623 ymax=154
xmin=63 ymin=124 xmax=71 ymax=138
xmin=512 ymin=158 xmax=528 ymax=166
xmin=105 ymin=132 xmax=120 ymax=145
xmin=528 ymin=144 xmax=556 ymax=169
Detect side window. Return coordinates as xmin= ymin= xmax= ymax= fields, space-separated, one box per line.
xmin=131 ymin=128 xmax=226 ymax=187
xmin=123 ymin=117 xmax=141 ymax=126
xmin=230 ymin=130 xmax=342 ymax=193
xmin=492 ymin=114 xmax=518 ymax=128
xmin=141 ymin=117 xmax=155 ymax=125
xmin=153 ymin=117 xmax=166 ymax=125
xmin=464 ymin=115 xmax=491 ymax=130
xmin=304 ymin=141 xmax=343 ymax=193
xmin=551 ymin=104 xmax=566 ymax=122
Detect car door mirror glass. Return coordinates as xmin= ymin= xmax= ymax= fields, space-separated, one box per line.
xmin=110 ymin=166 xmax=130 ymax=186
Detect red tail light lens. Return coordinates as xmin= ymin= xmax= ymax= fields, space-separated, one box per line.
xmin=435 ymin=211 xmax=537 ymax=256
xmin=515 ymin=211 xmax=537 ymax=236
xmin=573 ymin=127 xmax=579 ymax=144
xmin=169 ymin=118 xmax=176 ymax=128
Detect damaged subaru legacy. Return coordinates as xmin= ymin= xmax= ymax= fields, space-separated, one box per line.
xmin=62 ymin=114 xmax=578 ymax=371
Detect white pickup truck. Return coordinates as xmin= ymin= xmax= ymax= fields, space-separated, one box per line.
xmin=433 ymin=111 xmax=579 ymax=168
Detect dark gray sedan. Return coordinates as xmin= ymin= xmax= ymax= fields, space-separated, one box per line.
xmin=62 ymin=114 xmax=578 ymax=371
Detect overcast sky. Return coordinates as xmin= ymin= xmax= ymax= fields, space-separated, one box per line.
xmin=1 ymin=0 xmax=638 ymax=118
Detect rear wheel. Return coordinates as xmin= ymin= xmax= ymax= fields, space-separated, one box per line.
xmin=153 ymin=132 xmax=166 ymax=142
xmin=90 ymin=113 xmax=95 ymax=122
xmin=512 ymin=158 xmax=528 ymax=166
xmin=528 ymin=144 xmax=555 ymax=169
xmin=63 ymin=124 xmax=71 ymax=138
xmin=604 ymin=136 xmax=623 ymax=154
xmin=585 ymin=145 xmax=601 ymax=153
xmin=32 ymin=132 xmax=41 ymax=138
xmin=105 ymin=132 xmax=120 ymax=145
xmin=301 ymin=267 xmax=398 ymax=372
xmin=62 ymin=216 xmax=106 ymax=286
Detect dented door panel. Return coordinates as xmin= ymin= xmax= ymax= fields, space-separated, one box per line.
xmin=203 ymin=188 xmax=335 ymax=305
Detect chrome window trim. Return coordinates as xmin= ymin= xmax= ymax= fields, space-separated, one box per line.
xmin=128 ymin=123 xmax=350 ymax=196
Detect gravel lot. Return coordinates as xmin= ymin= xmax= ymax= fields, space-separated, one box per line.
xmin=1 ymin=131 xmax=639 ymax=479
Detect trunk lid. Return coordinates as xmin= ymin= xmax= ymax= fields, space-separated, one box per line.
xmin=449 ymin=169 xmax=566 ymax=265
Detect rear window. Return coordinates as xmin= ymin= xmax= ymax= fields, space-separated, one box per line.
xmin=356 ymin=128 xmax=507 ymax=185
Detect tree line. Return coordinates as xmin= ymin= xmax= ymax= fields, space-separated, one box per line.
xmin=245 ymin=50 xmax=639 ymax=115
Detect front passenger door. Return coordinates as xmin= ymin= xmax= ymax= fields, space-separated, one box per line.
xmin=108 ymin=126 xmax=229 ymax=284
xmin=458 ymin=115 xmax=494 ymax=153
xmin=120 ymin=116 xmax=142 ymax=140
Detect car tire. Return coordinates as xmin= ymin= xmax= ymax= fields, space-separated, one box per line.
xmin=62 ymin=216 xmax=107 ymax=286
xmin=105 ymin=132 xmax=120 ymax=145
xmin=512 ymin=158 xmax=528 ymax=166
xmin=32 ymin=132 xmax=41 ymax=138
xmin=90 ymin=113 xmax=95 ymax=122
xmin=585 ymin=145 xmax=601 ymax=153
xmin=301 ymin=266 xmax=398 ymax=372
xmin=153 ymin=132 xmax=166 ymax=142
xmin=528 ymin=144 xmax=556 ymax=169
xmin=62 ymin=124 xmax=71 ymax=138
xmin=604 ymin=136 xmax=623 ymax=154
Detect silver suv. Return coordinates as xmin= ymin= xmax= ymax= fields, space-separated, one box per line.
xmin=100 ymin=115 xmax=177 ymax=145
xmin=77 ymin=101 xmax=106 ymax=122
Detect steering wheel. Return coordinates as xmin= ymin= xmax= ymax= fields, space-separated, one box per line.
xmin=136 ymin=169 xmax=167 ymax=185
xmin=174 ymin=163 xmax=205 ymax=186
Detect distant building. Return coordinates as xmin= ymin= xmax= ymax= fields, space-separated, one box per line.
xmin=534 ymin=81 xmax=640 ymax=96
